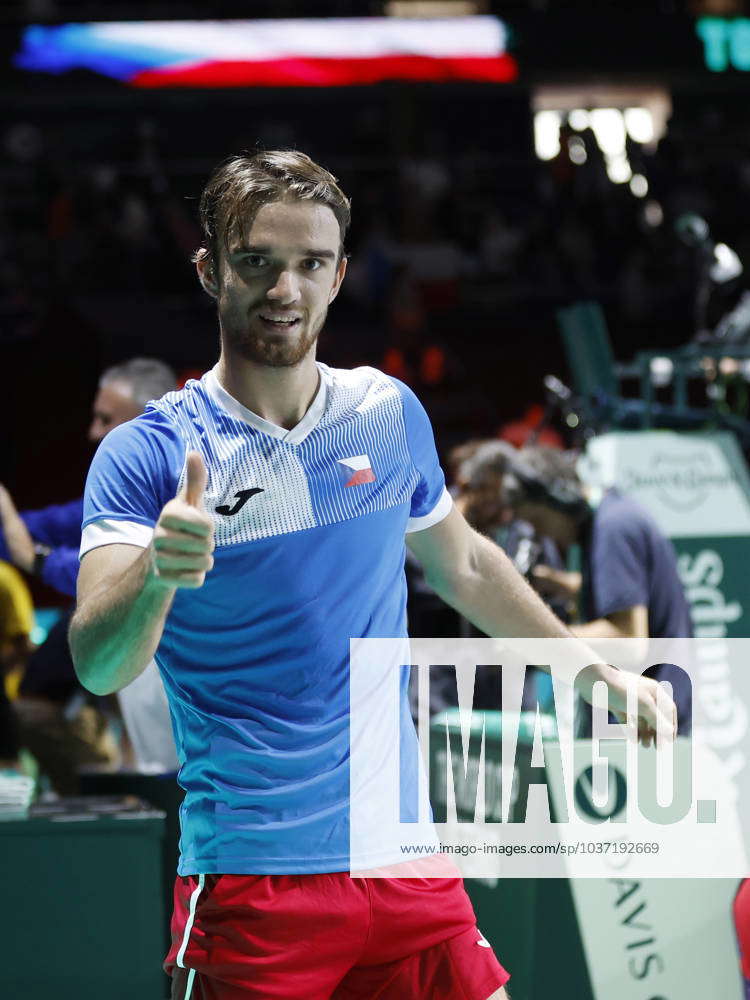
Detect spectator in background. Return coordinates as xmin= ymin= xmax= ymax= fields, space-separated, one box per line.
xmin=501 ymin=445 xmax=693 ymax=736
xmin=405 ymin=439 xmax=487 ymax=643
xmin=0 ymin=560 xmax=34 ymax=772
xmin=0 ymin=357 xmax=179 ymax=791
xmin=409 ymin=439 xmax=565 ymax=713
xmin=0 ymin=357 xmax=176 ymax=593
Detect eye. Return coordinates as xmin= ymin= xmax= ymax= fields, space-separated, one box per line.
xmin=302 ymin=258 xmax=323 ymax=272
xmin=243 ymin=254 xmax=268 ymax=269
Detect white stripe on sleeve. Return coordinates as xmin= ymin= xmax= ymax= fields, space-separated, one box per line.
xmin=79 ymin=518 xmax=154 ymax=558
xmin=405 ymin=486 xmax=453 ymax=534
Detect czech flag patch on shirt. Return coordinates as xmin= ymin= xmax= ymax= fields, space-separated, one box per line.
xmin=338 ymin=455 xmax=376 ymax=487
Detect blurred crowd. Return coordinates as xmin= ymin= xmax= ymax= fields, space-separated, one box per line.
xmin=0 ymin=85 xmax=740 ymax=792
xmin=0 ymin=358 xmax=179 ymax=804
xmin=3 ymin=93 xmax=750 ymax=454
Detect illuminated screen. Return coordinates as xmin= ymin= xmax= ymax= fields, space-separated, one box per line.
xmin=14 ymin=17 xmax=517 ymax=88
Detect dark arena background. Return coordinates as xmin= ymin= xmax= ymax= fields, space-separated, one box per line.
xmin=2 ymin=1 xmax=750 ymax=998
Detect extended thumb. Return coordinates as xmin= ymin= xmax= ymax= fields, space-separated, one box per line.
xmin=180 ymin=451 xmax=208 ymax=508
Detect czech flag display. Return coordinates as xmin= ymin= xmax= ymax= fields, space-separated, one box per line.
xmin=14 ymin=17 xmax=517 ymax=88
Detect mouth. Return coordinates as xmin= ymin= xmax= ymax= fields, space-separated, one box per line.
xmin=257 ymin=313 xmax=302 ymax=332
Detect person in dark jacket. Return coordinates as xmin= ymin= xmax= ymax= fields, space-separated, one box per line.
xmin=0 ymin=358 xmax=177 ymax=791
xmin=501 ymin=445 xmax=692 ymax=734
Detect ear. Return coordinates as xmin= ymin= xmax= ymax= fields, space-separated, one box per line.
xmin=328 ymin=255 xmax=348 ymax=304
xmin=196 ymin=256 xmax=219 ymax=299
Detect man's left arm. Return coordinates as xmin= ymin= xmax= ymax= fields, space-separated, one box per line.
xmin=407 ymin=506 xmax=675 ymax=746
xmin=407 ymin=506 xmax=572 ymax=640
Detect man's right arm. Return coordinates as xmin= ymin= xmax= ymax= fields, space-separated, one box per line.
xmin=70 ymin=452 xmax=214 ymax=695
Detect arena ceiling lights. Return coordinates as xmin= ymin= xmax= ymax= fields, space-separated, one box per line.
xmin=14 ymin=17 xmax=517 ymax=88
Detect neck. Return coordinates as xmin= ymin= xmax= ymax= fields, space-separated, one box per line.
xmin=215 ymin=347 xmax=320 ymax=431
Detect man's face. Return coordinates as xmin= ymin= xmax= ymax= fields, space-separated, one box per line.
xmin=463 ymin=472 xmax=511 ymax=534
xmin=88 ymin=381 xmax=142 ymax=442
xmin=201 ymin=199 xmax=347 ymax=367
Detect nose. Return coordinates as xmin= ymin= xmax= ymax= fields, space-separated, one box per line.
xmin=267 ymin=268 xmax=301 ymax=305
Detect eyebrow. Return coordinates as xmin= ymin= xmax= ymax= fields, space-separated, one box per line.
xmin=232 ymin=244 xmax=337 ymax=260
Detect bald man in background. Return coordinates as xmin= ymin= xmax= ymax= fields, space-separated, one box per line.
xmin=0 ymin=358 xmax=176 ymax=593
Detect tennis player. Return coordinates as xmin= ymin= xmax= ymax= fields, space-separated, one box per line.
xmin=70 ymin=151 xmax=674 ymax=1000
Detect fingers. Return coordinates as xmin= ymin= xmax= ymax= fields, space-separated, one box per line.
xmin=152 ymin=454 xmax=215 ymax=590
xmin=151 ymin=532 xmax=214 ymax=588
xmin=152 ymin=568 xmax=210 ymax=590
xmin=161 ymin=510 xmax=213 ymax=538
xmin=612 ymin=678 xmax=676 ymax=749
xmin=152 ymin=551 xmax=214 ymax=574
xmin=654 ymin=690 xmax=678 ymax=748
xmin=179 ymin=451 xmax=208 ymax=509
xmin=153 ymin=533 xmax=214 ymax=555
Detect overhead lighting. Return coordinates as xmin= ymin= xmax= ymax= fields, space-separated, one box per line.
xmin=534 ymin=110 xmax=561 ymax=161
xmin=568 ymin=136 xmax=587 ymax=165
xmin=624 ymin=107 xmax=654 ymax=144
xmin=568 ymin=108 xmax=589 ymax=131
xmin=606 ymin=153 xmax=632 ymax=184
xmin=644 ymin=201 xmax=664 ymax=227
xmin=711 ymin=243 xmax=743 ymax=283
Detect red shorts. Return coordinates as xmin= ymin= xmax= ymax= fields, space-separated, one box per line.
xmin=165 ymin=872 xmax=510 ymax=999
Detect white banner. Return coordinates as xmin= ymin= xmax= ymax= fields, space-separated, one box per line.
xmin=582 ymin=431 xmax=750 ymax=538
xmin=568 ymin=876 xmax=744 ymax=1000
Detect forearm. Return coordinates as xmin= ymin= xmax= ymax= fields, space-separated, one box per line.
xmin=0 ymin=504 xmax=34 ymax=572
xmin=427 ymin=531 xmax=571 ymax=642
xmin=69 ymin=547 xmax=175 ymax=695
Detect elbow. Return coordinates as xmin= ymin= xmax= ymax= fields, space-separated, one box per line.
xmin=74 ymin=662 xmax=119 ymax=697
xmin=77 ymin=672 xmax=119 ymax=697
xmin=428 ymin=537 xmax=482 ymax=602
xmin=68 ymin=616 xmax=118 ymax=697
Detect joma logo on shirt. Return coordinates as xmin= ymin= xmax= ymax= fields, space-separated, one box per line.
xmin=215 ymin=488 xmax=265 ymax=516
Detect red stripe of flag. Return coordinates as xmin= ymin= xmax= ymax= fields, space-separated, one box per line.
xmin=345 ymin=468 xmax=376 ymax=487
xmin=131 ymin=53 xmax=518 ymax=88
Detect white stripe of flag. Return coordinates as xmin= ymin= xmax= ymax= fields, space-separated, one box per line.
xmin=92 ymin=16 xmax=507 ymax=61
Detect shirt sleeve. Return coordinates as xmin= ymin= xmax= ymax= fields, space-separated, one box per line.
xmin=81 ymin=409 xmax=185 ymax=558
xmin=589 ymin=507 xmax=649 ymax=619
xmin=392 ymin=378 xmax=452 ymax=533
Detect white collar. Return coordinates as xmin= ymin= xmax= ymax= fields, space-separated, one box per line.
xmin=203 ymin=363 xmax=328 ymax=445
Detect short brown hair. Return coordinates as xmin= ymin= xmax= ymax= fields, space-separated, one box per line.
xmin=194 ymin=150 xmax=351 ymax=272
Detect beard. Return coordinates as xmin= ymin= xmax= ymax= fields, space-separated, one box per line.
xmin=222 ymin=305 xmax=327 ymax=368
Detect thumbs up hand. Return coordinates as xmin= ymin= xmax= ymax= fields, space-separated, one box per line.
xmin=150 ymin=451 xmax=215 ymax=590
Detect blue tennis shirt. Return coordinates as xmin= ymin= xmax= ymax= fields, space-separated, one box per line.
xmin=81 ymin=363 xmax=451 ymax=874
